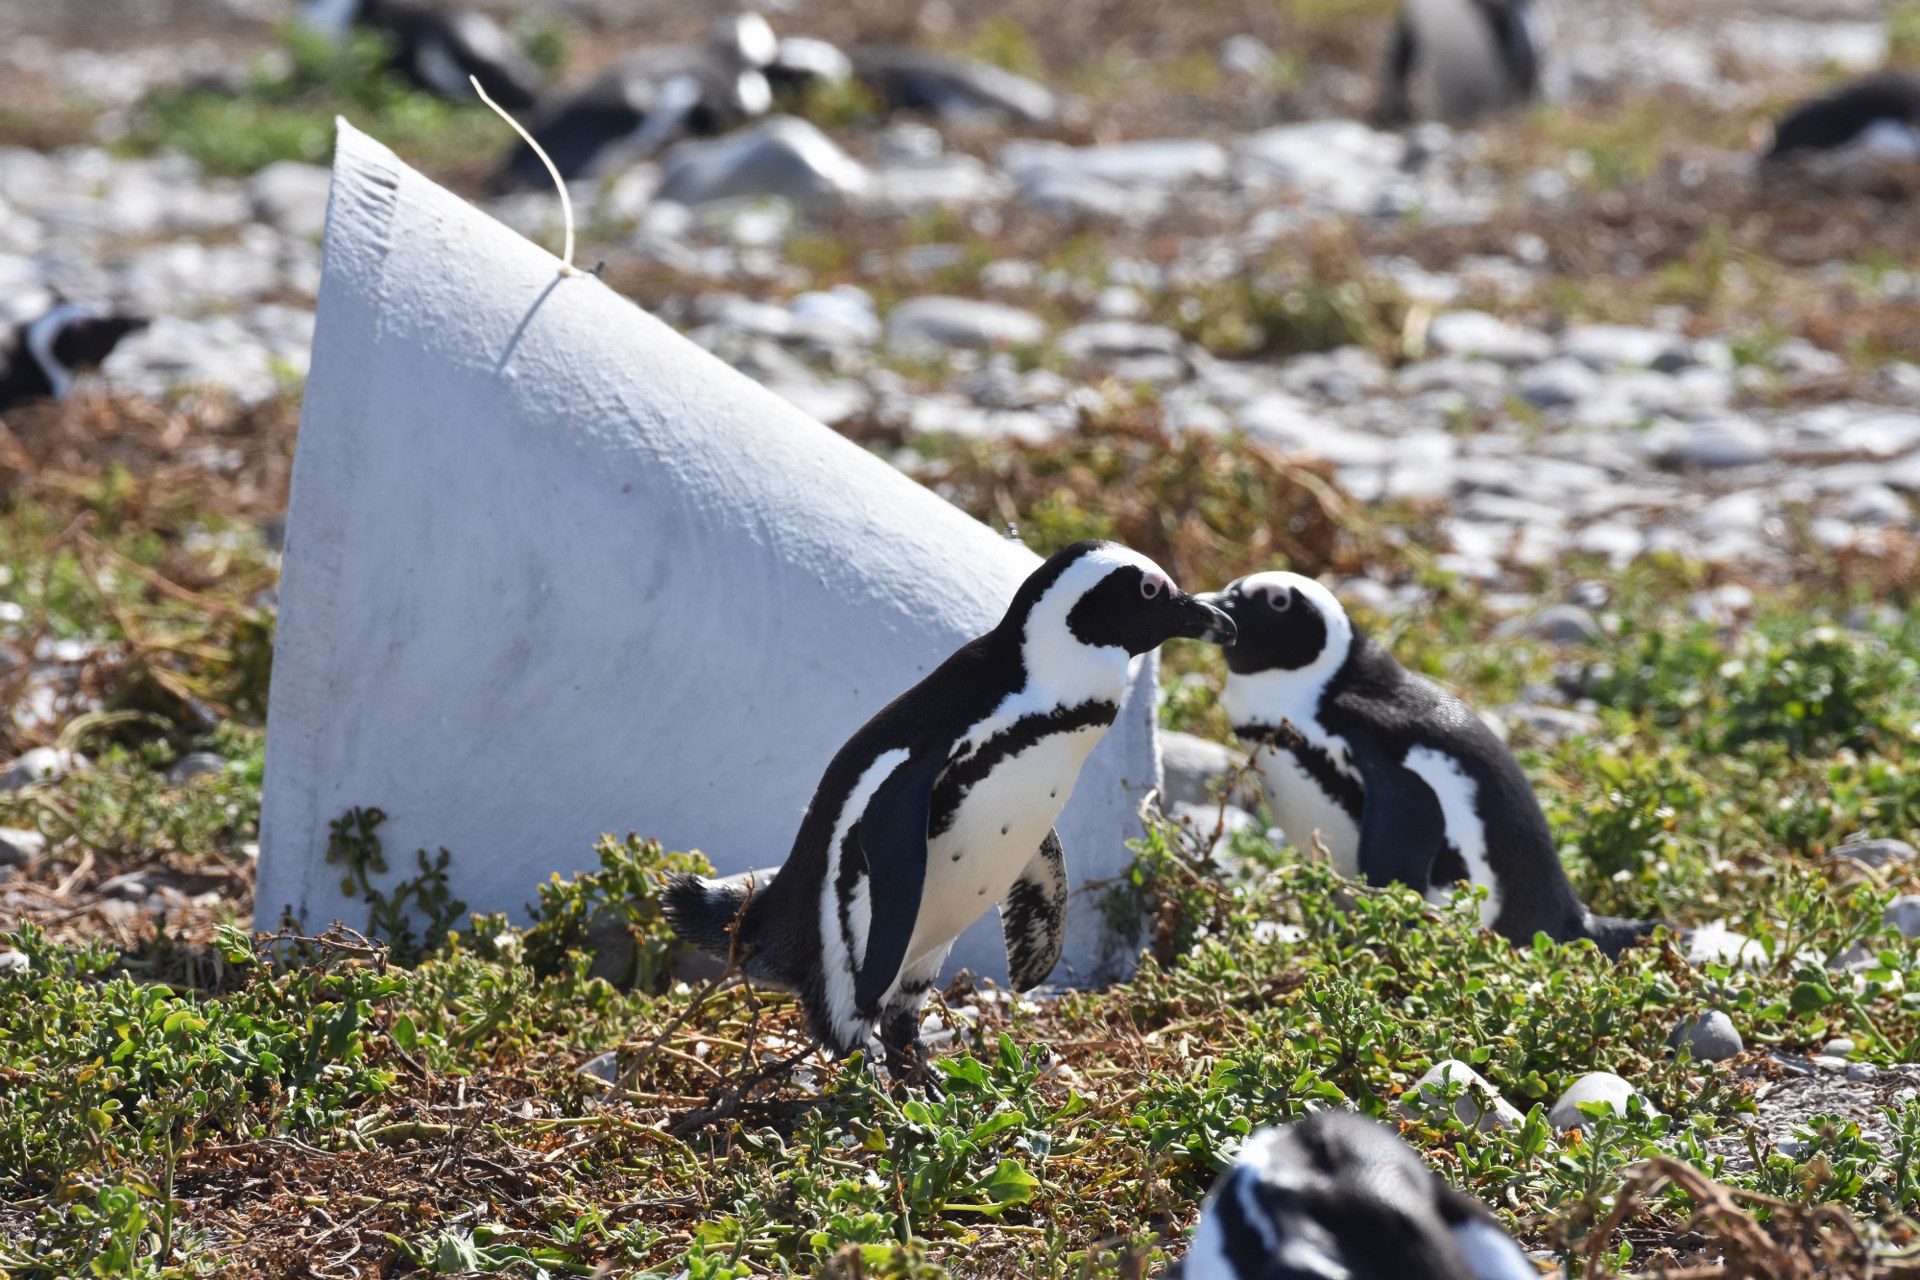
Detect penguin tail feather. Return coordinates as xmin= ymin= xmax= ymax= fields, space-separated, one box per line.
xmin=662 ymin=872 xmax=757 ymax=961
xmin=1582 ymin=912 xmax=1665 ymax=959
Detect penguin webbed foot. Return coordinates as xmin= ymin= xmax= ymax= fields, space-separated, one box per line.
xmin=877 ymin=1011 xmax=944 ymax=1098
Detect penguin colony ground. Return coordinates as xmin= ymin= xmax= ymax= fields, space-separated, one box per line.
xmin=666 ymin=541 xmax=1236 ymax=1066
xmin=1178 ymin=1112 xmax=1542 ymax=1280
xmin=1200 ymin=572 xmax=1657 ymax=955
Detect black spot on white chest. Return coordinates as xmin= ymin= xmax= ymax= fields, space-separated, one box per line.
xmin=929 ymin=699 xmax=1118 ymax=838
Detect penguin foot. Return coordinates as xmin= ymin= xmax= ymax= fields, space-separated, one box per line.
xmin=882 ymin=1040 xmax=945 ymax=1099
xmin=877 ymin=1011 xmax=944 ymax=1098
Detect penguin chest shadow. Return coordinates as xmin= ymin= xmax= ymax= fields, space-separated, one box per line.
xmin=1255 ymin=740 xmax=1364 ymax=876
xmin=909 ymin=724 xmax=1104 ymax=966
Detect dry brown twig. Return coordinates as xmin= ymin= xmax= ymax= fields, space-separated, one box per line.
xmin=1582 ymin=1156 xmax=1920 ymax=1280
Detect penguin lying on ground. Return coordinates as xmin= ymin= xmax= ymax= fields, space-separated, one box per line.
xmin=1178 ymin=1111 xmax=1538 ymax=1280
xmin=1765 ymin=71 xmax=1920 ymax=164
xmin=494 ymin=15 xmax=782 ymax=188
xmin=299 ymin=0 xmax=543 ymax=111
xmin=0 ymin=303 xmax=147 ymax=413
xmin=1375 ymin=0 xmax=1540 ymax=126
xmin=665 ymin=541 xmax=1235 ymax=1067
xmin=1196 ymin=573 xmax=1655 ymax=955
xmin=849 ymin=46 xmax=1058 ymax=126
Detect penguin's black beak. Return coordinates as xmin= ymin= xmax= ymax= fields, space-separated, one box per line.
xmin=1174 ymin=591 xmax=1236 ymax=646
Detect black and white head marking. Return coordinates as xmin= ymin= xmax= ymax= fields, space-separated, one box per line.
xmin=1180 ymin=1112 xmax=1538 ymax=1280
xmin=1766 ymin=72 xmax=1920 ymax=163
xmin=1201 ymin=572 xmax=1354 ymax=748
xmin=24 ymin=304 xmax=144 ymax=403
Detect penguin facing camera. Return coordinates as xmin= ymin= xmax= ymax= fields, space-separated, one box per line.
xmin=1764 ymin=71 xmax=1920 ymax=166
xmin=299 ymin=0 xmax=544 ymax=111
xmin=664 ymin=541 xmax=1236 ymax=1075
xmin=1177 ymin=1111 xmax=1539 ymax=1280
xmin=1376 ymin=0 xmax=1541 ymax=126
xmin=0 ymin=303 xmax=148 ymax=413
xmin=1196 ymin=572 xmax=1656 ymax=955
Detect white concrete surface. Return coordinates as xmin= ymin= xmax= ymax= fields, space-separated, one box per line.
xmin=255 ymin=121 xmax=1159 ymax=985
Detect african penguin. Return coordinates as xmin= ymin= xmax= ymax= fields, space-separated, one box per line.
xmin=1376 ymin=0 xmax=1541 ymax=126
xmin=849 ymin=46 xmax=1058 ymax=126
xmin=1178 ymin=1111 xmax=1539 ymax=1280
xmin=299 ymin=0 xmax=544 ymax=111
xmin=664 ymin=541 xmax=1236 ymax=1064
xmin=494 ymin=15 xmax=781 ymax=189
xmin=1196 ymin=572 xmax=1654 ymax=955
xmin=1765 ymin=72 xmax=1920 ymax=165
xmin=0 ymin=304 xmax=147 ymax=413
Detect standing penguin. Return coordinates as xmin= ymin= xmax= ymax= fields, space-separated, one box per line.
xmin=1178 ymin=1111 xmax=1539 ymax=1280
xmin=665 ymin=541 xmax=1235 ymax=1065
xmin=1765 ymin=71 xmax=1920 ymax=164
xmin=0 ymin=303 xmax=147 ymax=413
xmin=1375 ymin=0 xmax=1540 ymax=126
xmin=1196 ymin=572 xmax=1654 ymax=955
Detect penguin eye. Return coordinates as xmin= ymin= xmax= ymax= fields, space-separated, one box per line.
xmin=1267 ymin=588 xmax=1293 ymax=612
xmin=1140 ymin=573 xmax=1166 ymax=600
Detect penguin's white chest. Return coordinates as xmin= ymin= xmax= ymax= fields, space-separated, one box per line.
xmin=1405 ymin=0 xmax=1512 ymax=120
xmin=1256 ymin=742 xmax=1363 ymax=875
xmin=910 ymin=724 xmax=1103 ymax=964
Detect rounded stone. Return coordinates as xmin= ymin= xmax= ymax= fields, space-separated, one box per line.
xmin=1886 ymin=895 xmax=1920 ymax=940
xmin=1159 ymin=730 xmax=1246 ymax=809
xmin=1548 ymin=1072 xmax=1644 ymax=1132
xmin=1521 ymin=604 xmax=1602 ymax=645
xmin=0 ymin=951 xmax=29 ymax=976
xmin=1667 ymin=1010 xmax=1743 ymax=1063
xmin=1829 ymin=837 xmax=1917 ymax=870
xmin=1823 ymin=1037 xmax=1857 ymax=1059
xmin=585 ymin=906 xmax=639 ymax=987
xmin=1398 ymin=1059 xmax=1525 ymax=1133
xmin=885 ymin=296 xmax=1048 ymax=350
xmin=0 ymin=828 xmax=45 ymax=868
xmin=167 ymin=752 xmax=228 ymax=786
xmin=0 ymin=747 xmax=82 ymax=792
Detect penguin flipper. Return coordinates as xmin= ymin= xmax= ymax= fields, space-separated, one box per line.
xmin=852 ymin=748 xmax=946 ymax=1012
xmin=1000 ymin=829 xmax=1068 ymax=990
xmin=1352 ymin=761 xmax=1447 ymax=895
xmin=1484 ymin=0 xmax=1540 ymax=100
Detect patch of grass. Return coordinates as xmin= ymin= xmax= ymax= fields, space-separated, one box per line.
xmin=126 ymin=25 xmax=502 ymax=178
xmin=1890 ymin=3 xmax=1920 ymax=69
xmin=969 ymin=17 xmax=1046 ymax=80
xmin=1164 ymin=235 xmax=1401 ymax=361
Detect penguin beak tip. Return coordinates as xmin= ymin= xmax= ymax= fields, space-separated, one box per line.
xmin=1185 ymin=596 xmax=1237 ymax=646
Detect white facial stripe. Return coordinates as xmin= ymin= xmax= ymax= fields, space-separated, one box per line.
xmin=1219 ymin=573 xmax=1353 ymax=727
xmin=1401 ymin=745 xmax=1499 ymax=927
xmin=25 ymin=302 xmax=101 ymax=402
xmin=818 ymin=747 xmax=910 ymax=1046
xmin=1450 ymin=1218 xmax=1539 ymax=1280
xmin=1012 ymin=545 xmax=1164 ymax=712
xmin=729 ymin=12 xmax=779 ymax=67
